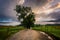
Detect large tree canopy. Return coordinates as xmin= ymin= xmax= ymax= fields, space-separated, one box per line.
xmin=15 ymin=5 xmax=35 ymax=29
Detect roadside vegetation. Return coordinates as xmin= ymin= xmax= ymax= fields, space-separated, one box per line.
xmin=0 ymin=25 xmax=60 ymax=40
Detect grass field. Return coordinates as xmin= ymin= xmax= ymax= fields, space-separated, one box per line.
xmin=32 ymin=25 xmax=60 ymax=39
xmin=0 ymin=25 xmax=60 ymax=40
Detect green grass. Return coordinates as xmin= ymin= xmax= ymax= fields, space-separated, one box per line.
xmin=32 ymin=25 xmax=60 ymax=38
xmin=0 ymin=26 xmax=24 ymax=40
xmin=0 ymin=25 xmax=60 ymax=40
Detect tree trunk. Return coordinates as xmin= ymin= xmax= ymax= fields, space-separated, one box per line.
xmin=26 ymin=26 xmax=30 ymax=29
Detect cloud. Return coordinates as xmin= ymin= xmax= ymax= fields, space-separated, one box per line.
xmin=0 ymin=0 xmax=60 ymax=24
xmin=0 ymin=22 xmax=20 ymax=26
xmin=48 ymin=11 xmax=60 ymax=19
xmin=0 ymin=0 xmax=53 ymax=21
xmin=18 ymin=0 xmax=53 ymax=13
xmin=18 ymin=0 xmax=24 ymax=5
xmin=0 ymin=0 xmax=18 ymax=21
xmin=23 ymin=0 xmax=52 ymax=7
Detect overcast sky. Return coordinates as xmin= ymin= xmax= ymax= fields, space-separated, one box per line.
xmin=0 ymin=0 xmax=18 ymax=21
xmin=0 ymin=0 xmax=60 ymax=24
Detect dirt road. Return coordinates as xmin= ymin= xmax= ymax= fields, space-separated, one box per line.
xmin=8 ymin=29 xmax=53 ymax=40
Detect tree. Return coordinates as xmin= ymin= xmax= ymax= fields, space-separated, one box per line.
xmin=15 ymin=5 xmax=35 ymax=29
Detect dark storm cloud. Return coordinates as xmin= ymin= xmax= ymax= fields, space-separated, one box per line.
xmin=0 ymin=0 xmax=51 ymax=20
xmin=48 ymin=11 xmax=60 ymax=19
xmin=24 ymin=0 xmax=48 ymax=6
xmin=0 ymin=0 xmax=18 ymax=20
xmin=23 ymin=0 xmax=51 ymax=9
xmin=0 ymin=0 xmax=52 ymax=19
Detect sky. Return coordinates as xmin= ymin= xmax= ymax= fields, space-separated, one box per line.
xmin=0 ymin=0 xmax=18 ymax=21
xmin=19 ymin=0 xmax=60 ymax=24
xmin=0 ymin=0 xmax=60 ymax=25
